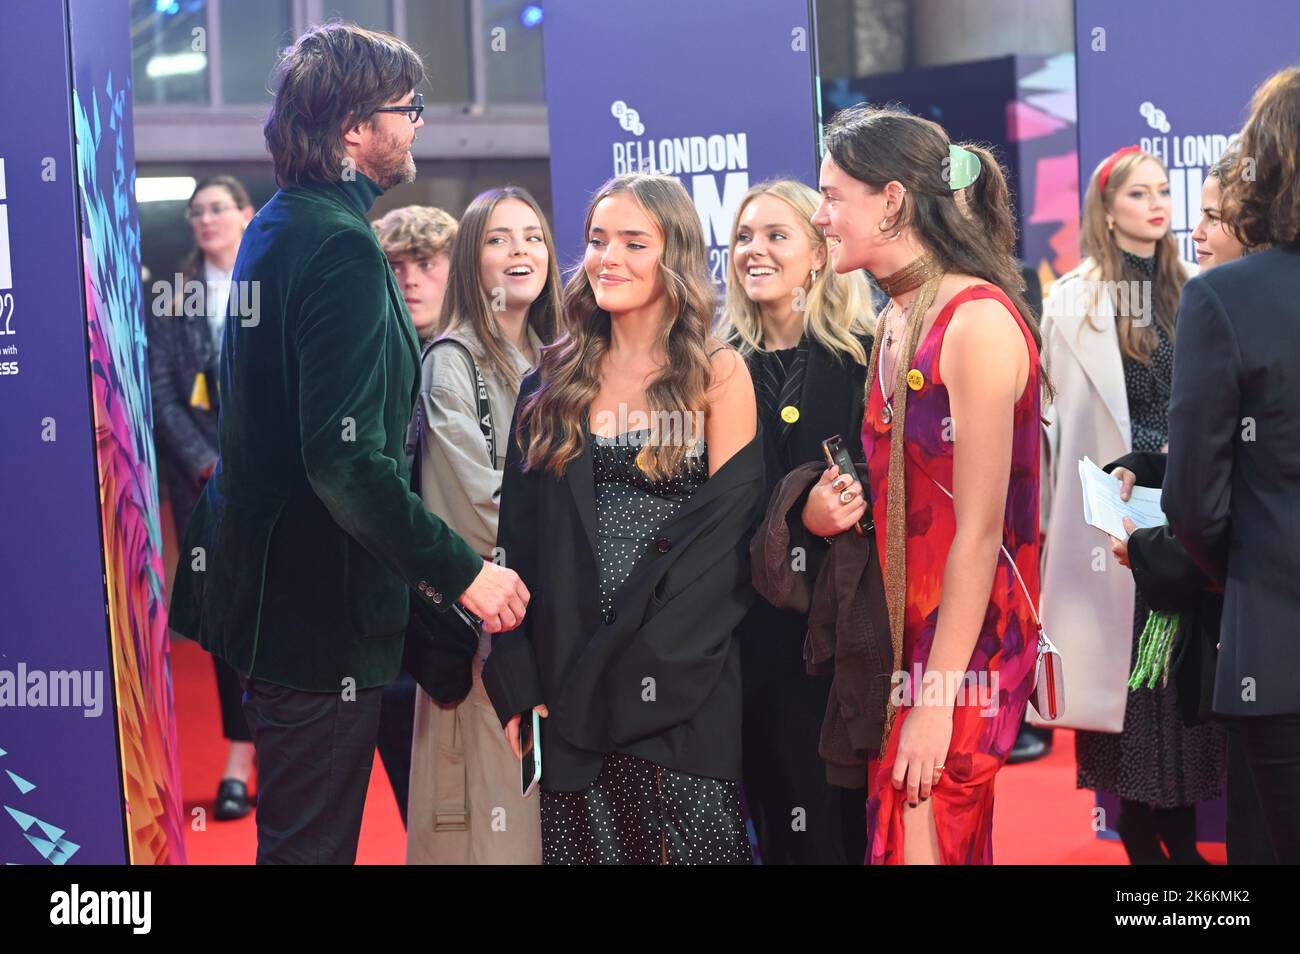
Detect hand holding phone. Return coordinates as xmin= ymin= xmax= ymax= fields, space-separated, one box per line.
xmin=505 ymin=704 xmax=548 ymax=797
xmin=821 ymin=434 xmax=871 ymax=536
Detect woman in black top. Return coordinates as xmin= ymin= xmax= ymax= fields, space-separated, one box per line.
xmin=483 ymin=173 xmax=762 ymax=864
xmin=719 ymin=179 xmax=873 ymax=864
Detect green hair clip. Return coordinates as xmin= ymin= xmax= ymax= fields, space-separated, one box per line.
xmin=947 ymin=144 xmax=981 ymax=190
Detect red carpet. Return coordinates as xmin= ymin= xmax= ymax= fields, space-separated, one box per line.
xmin=170 ymin=634 xmax=1225 ymax=865
xmin=173 ymin=635 xmax=405 ymax=864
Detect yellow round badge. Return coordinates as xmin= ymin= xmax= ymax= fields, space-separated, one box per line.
xmin=780 ymin=405 xmax=800 ymax=424
xmin=906 ymin=369 xmax=925 ymax=391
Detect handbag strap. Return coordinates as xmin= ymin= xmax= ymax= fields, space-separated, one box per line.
xmin=924 ymin=472 xmax=1046 ymax=638
xmin=415 ymin=337 xmax=497 ymax=471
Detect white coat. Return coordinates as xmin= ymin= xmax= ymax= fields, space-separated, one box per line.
xmin=1035 ymin=256 xmax=1194 ymax=732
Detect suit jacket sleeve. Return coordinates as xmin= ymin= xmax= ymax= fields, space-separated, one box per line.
xmin=295 ymin=229 xmax=482 ymax=603
xmin=1103 ymin=451 xmax=1167 ymax=488
xmin=482 ymin=377 xmax=546 ymax=725
xmin=148 ymin=310 xmax=218 ymax=481
xmin=1162 ymin=275 xmax=1241 ymax=586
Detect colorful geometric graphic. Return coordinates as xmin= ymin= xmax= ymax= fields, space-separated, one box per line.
xmin=73 ymin=66 xmax=186 ymax=864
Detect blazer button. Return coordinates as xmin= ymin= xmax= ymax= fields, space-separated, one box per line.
xmin=417 ymin=580 xmax=429 ymax=592
xmin=431 ymin=591 xmax=443 ymax=604
xmin=655 ymin=537 xmax=672 ymax=553
xmin=603 ymin=608 xmax=617 ymax=625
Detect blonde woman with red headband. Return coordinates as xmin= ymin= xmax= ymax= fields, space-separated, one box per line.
xmin=1040 ymin=146 xmax=1223 ymax=865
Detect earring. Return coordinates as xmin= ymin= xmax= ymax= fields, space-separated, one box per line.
xmin=809 ymin=268 xmax=820 ymax=283
xmin=1107 ymin=219 xmax=1114 ymax=232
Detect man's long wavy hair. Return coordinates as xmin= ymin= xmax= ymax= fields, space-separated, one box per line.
xmin=1219 ymin=65 xmax=1300 ymax=249
xmin=516 ymin=174 xmax=717 ymax=481
xmin=263 ymin=21 xmax=425 ymax=188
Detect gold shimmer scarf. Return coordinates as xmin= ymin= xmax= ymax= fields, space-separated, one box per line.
xmin=863 ymin=256 xmax=944 ymax=753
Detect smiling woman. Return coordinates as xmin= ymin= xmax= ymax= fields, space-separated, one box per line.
xmin=405 ymin=185 xmax=562 ymax=865
xmin=483 ymin=173 xmax=763 ymax=865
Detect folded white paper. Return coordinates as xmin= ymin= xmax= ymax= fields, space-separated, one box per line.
xmin=1078 ymin=456 xmax=1165 ymax=539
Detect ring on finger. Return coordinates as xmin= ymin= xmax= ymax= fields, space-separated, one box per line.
xmin=839 ymin=488 xmax=855 ymax=504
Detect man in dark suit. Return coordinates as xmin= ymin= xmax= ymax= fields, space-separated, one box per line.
xmin=1163 ymin=66 xmax=1300 ymax=864
xmin=168 ymin=22 xmax=528 ymax=864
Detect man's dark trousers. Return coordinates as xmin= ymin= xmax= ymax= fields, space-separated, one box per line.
xmin=241 ymin=676 xmax=384 ymax=864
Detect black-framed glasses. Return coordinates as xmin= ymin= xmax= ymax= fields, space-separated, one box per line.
xmin=373 ymin=93 xmax=424 ymax=124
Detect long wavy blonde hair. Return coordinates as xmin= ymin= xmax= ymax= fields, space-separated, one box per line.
xmin=516 ymin=174 xmax=717 ymax=481
xmin=719 ymin=179 xmax=870 ymax=365
xmin=1080 ymin=150 xmax=1187 ymax=363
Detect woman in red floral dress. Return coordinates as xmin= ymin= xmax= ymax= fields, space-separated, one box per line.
xmin=804 ymin=105 xmax=1046 ymax=864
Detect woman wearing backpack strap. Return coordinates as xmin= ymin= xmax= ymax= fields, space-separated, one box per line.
xmin=406 ymin=186 xmax=561 ymax=864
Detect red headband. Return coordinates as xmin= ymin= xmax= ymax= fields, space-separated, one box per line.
xmin=1098 ymin=145 xmax=1142 ymax=193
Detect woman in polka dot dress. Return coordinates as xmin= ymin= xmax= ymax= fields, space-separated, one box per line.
xmin=483 ymin=173 xmax=763 ymax=864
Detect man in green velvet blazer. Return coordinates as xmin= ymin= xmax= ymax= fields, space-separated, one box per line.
xmin=168 ymin=22 xmax=529 ymax=864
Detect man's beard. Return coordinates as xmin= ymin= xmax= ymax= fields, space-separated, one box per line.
xmin=369 ymin=129 xmax=417 ymax=190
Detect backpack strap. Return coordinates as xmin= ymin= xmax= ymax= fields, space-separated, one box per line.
xmin=422 ymin=337 xmax=496 ymax=463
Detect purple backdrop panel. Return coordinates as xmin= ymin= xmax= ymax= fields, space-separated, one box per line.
xmin=1075 ymin=0 xmax=1300 ymax=261
xmin=0 ymin=0 xmax=127 ymax=865
xmin=543 ymin=0 xmax=820 ymax=285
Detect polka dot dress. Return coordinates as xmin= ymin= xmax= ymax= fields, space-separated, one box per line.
xmin=1075 ymin=250 xmax=1226 ymax=807
xmin=539 ymin=429 xmax=752 ymax=865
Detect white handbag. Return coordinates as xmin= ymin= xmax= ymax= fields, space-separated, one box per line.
xmin=927 ymin=475 xmax=1064 ymax=720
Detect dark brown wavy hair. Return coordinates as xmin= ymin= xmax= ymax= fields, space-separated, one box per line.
xmin=263 ymin=21 xmax=425 ymax=188
xmin=821 ymin=105 xmax=1046 ymax=380
xmin=516 ymin=174 xmax=718 ymax=481
xmin=437 ymin=187 xmax=562 ymax=388
xmin=1220 ymin=65 xmax=1300 ymax=248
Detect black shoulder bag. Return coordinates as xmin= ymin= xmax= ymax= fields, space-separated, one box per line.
xmin=402 ymin=338 xmax=496 ymax=705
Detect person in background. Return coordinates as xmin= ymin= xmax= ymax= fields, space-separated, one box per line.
xmin=148 ymin=173 xmax=256 ymax=821
xmin=376 ymin=204 xmax=458 ymax=342
xmin=1106 ymin=145 xmax=1269 ymax=864
xmin=1041 ymin=146 xmax=1223 ymax=864
xmin=484 ymin=173 xmax=762 ymax=865
xmin=370 ymin=203 xmax=460 ymax=827
xmin=1164 ymin=66 xmax=1300 ymax=864
xmin=406 ymin=187 xmax=560 ymax=864
xmin=719 ymin=178 xmax=873 ymax=864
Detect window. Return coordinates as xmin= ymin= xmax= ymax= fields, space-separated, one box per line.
xmin=218 ymin=0 xmax=293 ymax=104
xmin=131 ymin=0 xmax=210 ymax=106
xmin=482 ymin=0 xmax=545 ymax=105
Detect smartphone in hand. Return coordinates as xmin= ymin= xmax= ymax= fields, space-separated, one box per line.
xmin=821 ymin=434 xmax=871 ymax=536
xmin=519 ymin=708 xmax=542 ymax=798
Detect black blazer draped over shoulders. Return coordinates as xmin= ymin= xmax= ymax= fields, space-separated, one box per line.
xmin=482 ymin=369 xmax=766 ymax=790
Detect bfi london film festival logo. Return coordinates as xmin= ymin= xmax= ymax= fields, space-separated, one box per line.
xmin=608 ymin=100 xmax=750 ymax=283
xmin=1136 ymin=100 xmax=1239 ymax=262
xmin=1 ymin=156 xmax=18 ymax=377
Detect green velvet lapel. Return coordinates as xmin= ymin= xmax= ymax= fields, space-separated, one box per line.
xmin=314 ymin=174 xmax=421 ymax=373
